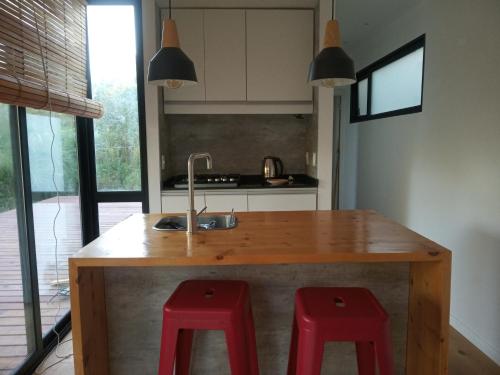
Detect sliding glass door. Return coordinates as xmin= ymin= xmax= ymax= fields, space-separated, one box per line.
xmin=25 ymin=109 xmax=82 ymax=336
xmin=87 ymin=1 xmax=148 ymax=234
xmin=0 ymin=1 xmax=147 ymax=373
xmin=0 ymin=105 xmax=34 ymax=373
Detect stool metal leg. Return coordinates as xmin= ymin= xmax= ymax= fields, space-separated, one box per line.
xmin=225 ymin=317 xmax=251 ymax=375
xmin=296 ymin=330 xmax=324 ymax=375
xmin=158 ymin=323 xmax=179 ymax=375
xmin=355 ymin=342 xmax=376 ymax=375
xmin=375 ymin=324 xmax=395 ymax=375
xmin=175 ymin=329 xmax=194 ymax=375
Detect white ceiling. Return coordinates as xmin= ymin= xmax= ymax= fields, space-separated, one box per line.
xmin=155 ymin=0 xmax=420 ymax=47
xmin=336 ymin=0 xmax=420 ymax=47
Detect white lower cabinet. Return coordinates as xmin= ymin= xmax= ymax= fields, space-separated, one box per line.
xmin=247 ymin=193 xmax=317 ymax=212
xmin=161 ymin=194 xmax=205 ymax=214
xmin=161 ymin=189 xmax=317 ymax=213
xmin=205 ymin=193 xmax=247 ymax=213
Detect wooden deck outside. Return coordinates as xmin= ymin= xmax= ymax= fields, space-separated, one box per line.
xmin=0 ymin=197 xmax=141 ymax=374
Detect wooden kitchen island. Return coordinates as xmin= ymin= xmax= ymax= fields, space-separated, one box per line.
xmin=69 ymin=210 xmax=451 ymax=375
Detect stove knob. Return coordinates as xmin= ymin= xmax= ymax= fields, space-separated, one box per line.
xmin=229 ymin=177 xmax=236 ymax=182
xmin=215 ymin=178 xmax=220 ymax=182
xmin=221 ymin=177 xmax=228 ymax=182
xmin=207 ymin=178 xmax=213 ymax=182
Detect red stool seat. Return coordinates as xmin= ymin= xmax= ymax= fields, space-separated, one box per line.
xmin=287 ymin=287 xmax=395 ymax=375
xmin=158 ymin=280 xmax=259 ymax=375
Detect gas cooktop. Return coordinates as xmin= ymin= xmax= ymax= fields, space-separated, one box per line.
xmin=173 ymin=174 xmax=240 ymax=188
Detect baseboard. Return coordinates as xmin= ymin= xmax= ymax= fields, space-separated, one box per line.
xmin=451 ymin=314 xmax=500 ymax=365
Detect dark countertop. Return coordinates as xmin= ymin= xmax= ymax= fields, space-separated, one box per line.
xmin=163 ymin=174 xmax=318 ymax=191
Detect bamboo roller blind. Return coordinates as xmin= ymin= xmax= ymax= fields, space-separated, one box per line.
xmin=0 ymin=0 xmax=103 ymax=118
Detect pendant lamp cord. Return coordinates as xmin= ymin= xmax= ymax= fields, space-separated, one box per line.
xmin=332 ymin=0 xmax=336 ymax=20
xmin=169 ymin=0 xmax=172 ymax=19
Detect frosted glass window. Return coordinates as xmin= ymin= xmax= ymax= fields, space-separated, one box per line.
xmin=358 ymin=78 xmax=368 ymax=116
xmin=371 ymin=48 xmax=424 ymax=114
xmin=350 ymin=35 xmax=425 ymax=123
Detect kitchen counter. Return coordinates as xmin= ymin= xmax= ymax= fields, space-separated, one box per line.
xmin=162 ymin=173 xmax=318 ymax=190
xmin=69 ymin=210 xmax=451 ymax=374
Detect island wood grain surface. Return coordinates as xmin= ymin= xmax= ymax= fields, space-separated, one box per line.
xmin=69 ymin=210 xmax=451 ymax=375
xmin=69 ymin=210 xmax=450 ymax=266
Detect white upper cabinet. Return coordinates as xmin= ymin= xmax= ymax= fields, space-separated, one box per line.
xmin=161 ymin=8 xmax=314 ymax=112
xmin=246 ymin=9 xmax=314 ymax=102
xmin=163 ymin=9 xmax=205 ymax=101
xmin=204 ymin=10 xmax=246 ymax=101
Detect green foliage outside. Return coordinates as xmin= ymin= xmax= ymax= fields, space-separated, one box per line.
xmin=26 ymin=108 xmax=80 ymax=199
xmin=93 ymin=82 xmax=141 ymax=192
xmin=0 ymin=106 xmax=15 ymax=213
xmin=0 ymin=82 xmax=141 ymax=213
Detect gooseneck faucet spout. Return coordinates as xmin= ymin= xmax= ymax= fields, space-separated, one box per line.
xmin=187 ymin=153 xmax=213 ymax=234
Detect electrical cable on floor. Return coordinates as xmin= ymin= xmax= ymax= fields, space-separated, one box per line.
xmin=34 ymin=340 xmax=74 ymax=375
xmin=30 ymin=1 xmax=73 ymax=373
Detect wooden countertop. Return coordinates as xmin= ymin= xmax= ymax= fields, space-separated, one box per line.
xmin=69 ymin=210 xmax=450 ymax=267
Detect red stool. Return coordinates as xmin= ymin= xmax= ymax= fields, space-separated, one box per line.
xmin=287 ymin=287 xmax=395 ymax=375
xmin=158 ymin=280 xmax=259 ymax=375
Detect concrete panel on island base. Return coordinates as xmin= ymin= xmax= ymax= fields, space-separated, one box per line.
xmin=104 ymin=263 xmax=409 ymax=375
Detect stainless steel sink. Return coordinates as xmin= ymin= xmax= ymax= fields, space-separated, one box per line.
xmin=153 ymin=214 xmax=237 ymax=231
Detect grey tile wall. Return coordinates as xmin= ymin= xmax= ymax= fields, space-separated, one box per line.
xmin=161 ymin=114 xmax=312 ymax=177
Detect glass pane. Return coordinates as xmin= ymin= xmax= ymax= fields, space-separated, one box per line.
xmin=0 ymin=105 xmax=34 ymax=370
xmin=26 ymin=109 xmax=81 ymax=336
xmin=98 ymin=202 xmax=142 ymax=234
xmin=371 ymin=47 xmax=424 ymax=115
xmin=358 ymin=78 xmax=368 ymax=116
xmin=88 ymin=6 xmax=141 ymax=192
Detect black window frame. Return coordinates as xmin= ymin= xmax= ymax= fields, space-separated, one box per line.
xmin=85 ymin=0 xmax=150 ymax=231
xmin=350 ymin=34 xmax=426 ymax=123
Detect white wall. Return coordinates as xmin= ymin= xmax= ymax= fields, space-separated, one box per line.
xmin=349 ymin=0 xmax=500 ymax=363
xmin=336 ymin=88 xmax=358 ymax=209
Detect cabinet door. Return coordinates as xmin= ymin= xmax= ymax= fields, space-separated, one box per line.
xmin=161 ymin=194 xmax=205 ymax=214
xmin=246 ymin=9 xmax=314 ymax=101
xmin=205 ymin=193 xmax=247 ymax=213
xmin=248 ymin=193 xmax=316 ymax=212
xmin=204 ymin=10 xmax=246 ymax=101
xmin=162 ymin=9 xmax=205 ymax=101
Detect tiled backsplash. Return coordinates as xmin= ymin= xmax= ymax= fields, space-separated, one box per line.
xmin=161 ymin=114 xmax=312 ymax=177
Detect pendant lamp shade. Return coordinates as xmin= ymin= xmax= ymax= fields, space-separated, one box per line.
xmin=148 ymin=18 xmax=197 ymax=88
xmin=308 ymin=20 xmax=356 ymax=87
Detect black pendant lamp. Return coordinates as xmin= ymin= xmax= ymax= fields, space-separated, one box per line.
xmin=147 ymin=0 xmax=197 ymax=89
xmin=308 ymin=1 xmax=356 ymax=87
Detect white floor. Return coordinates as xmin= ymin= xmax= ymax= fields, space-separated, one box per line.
xmin=34 ymin=333 xmax=74 ymax=375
